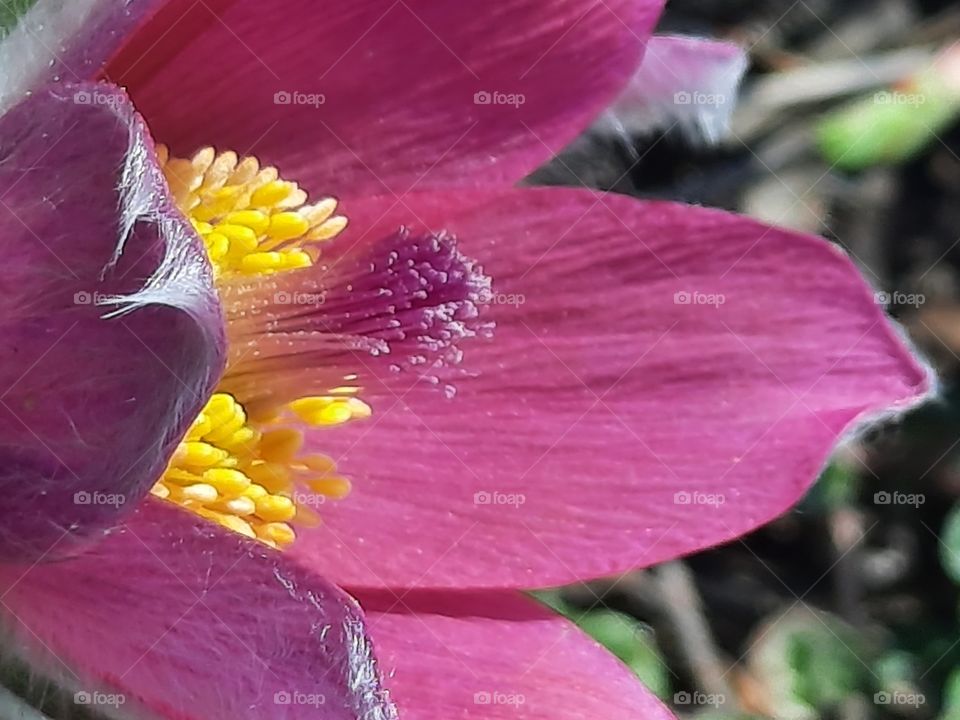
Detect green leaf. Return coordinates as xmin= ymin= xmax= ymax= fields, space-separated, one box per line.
xmin=941 ymin=667 xmax=960 ymax=720
xmin=0 ymin=0 xmax=37 ymax=36
xmin=940 ymin=503 xmax=960 ymax=584
xmin=801 ymin=462 xmax=859 ymax=513
xmin=816 ymin=51 xmax=960 ymax=170
xmin=748 ymin=608 xmax=869 ymax=720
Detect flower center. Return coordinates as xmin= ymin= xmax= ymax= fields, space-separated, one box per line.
xmin=152 ymin=146 xmax=368 ymax=548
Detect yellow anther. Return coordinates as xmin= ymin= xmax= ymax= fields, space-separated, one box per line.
xmin=267 ymin=212 xmax=311 ymax=241
xmin=240 ymin=252 xmax=290 ymax=273
xmin=202 ymin=468 xmax=251 ymax=497
xmin=202 ymin=150 xmax=238 ymax=190
xmin=259 ymin=428 xmax=303 ymax=463
xmin=215 ymin=223 xmax=258 ymax=245
xmin=301 ymin=455 xmax=338 ymax=473
xmin=254 ymin=495 xmax=296 ymax=522
xmin=256 ymin=522 xmax=296 ymax=546
xmin=283 ymin=250 xmax=313 ymax=269
xmin=346 ymin=397 xmax=373 ymax=419
xmin=308 ymin=215 xmax=349 ymax=242
xmin=222 ymin=426 xmax=258 ymax=451
xmin=173 ymin=441 xmax=230 ymax=468
xmin=205 ymin=233 xmax=230 ymax=261
xmin=191 ymin=146 xmax=216 ymax=173
xmin=204 ymin=393 xmax=240 ymax=423
xmin=251 ymin=180 xmax=294 ymax=207
xmin=230 ymin=156 xmax=260 ymax=185
xmin=241 ymin=484 xmax=269 ymax=501
xmin=224 ymin=210 xmax=270 ymax=235
xmin=185 ymin=412 xmax=212 ymax=440
xmin=214 ymin=496 xmax=256 ymax=517
xmin=307 ymin=476 xmax=352 ymax=500
xmin=163 ymin=468 xmax=205 ymax=486
xmin=288 ymin=396 xmax=365 ymax=426
xmin=246 ymin=462 xmax=292 ymax=494
xmin=172 ymin=483 xmax=218 ymax=504
xmin=151 ymin=483 xmax=171 ymax=499
xmin=197 ymin=510 xmax=256 ymax=539
xmin=301 ymin=198 xmax=338 ymax=226
xmin=204 ymin=413 xmax=247 ymax=444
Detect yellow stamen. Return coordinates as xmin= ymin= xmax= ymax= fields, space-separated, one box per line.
xmin=157 ymin=146 xmax=348 ymax=278
xmin=289 ymin=396 xmax=373 ymax=427
xmin=156 ymin=393 xmax=353 ymax=549
xmin=155 ymin=147 xmax=370 ymax=549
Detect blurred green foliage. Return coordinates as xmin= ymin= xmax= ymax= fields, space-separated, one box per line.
xmin=816 ymin=57 xmax=960 ymax=170
xmin=941 ymin=503 xmax=960 ymax=584
xmin=542 ymin=461 xmax=960 ymax=719
xmin=0 ymin=0 xmax=36 ymax=36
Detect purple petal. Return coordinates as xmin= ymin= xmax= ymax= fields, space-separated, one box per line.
xmin=357 ymin=589 xmax=674 ymax=720
xmin=272 ymin=188 xmax=928 ymax=589
xmin=0 ymin=499 xmax=396 ymax=720
xmin=598 ymin=34 xmax=748 ymax=143
xmin=0 ymin=82 xmax=224 ymax=561
xmin=106 ymin=0 xmax=663 ymax=195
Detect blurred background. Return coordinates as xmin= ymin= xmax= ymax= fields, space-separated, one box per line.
xmin=533 ymin=1 xmax=960 ymax=718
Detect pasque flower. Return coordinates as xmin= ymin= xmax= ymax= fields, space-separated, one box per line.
xmin=0 ymin=1 xmax=929 ymax=719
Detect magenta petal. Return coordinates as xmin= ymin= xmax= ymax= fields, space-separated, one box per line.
xmin=356 ymin=589 xmax=672 ymax=720
xmin=0 ymin=1 xmax=166 ymax=111
xmin=600 ymin=34 xmax=748 ymax=142
xmin=0 ymin=83 xmax=224 ymax=560
xmin=107 ymin=0 xmax=662 ymax=195
xmin=0 ymin=499 xmax=396 ymax=720
xmin=284 ymin=188 xmax=928 ymax=590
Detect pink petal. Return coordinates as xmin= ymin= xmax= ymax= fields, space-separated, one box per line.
xmin=105 ymin=0 xmax=663 ymax=195
xmin=0 ymin=0 xmax=166 ymax=112
xmin=356 ymin=589 xmax=673 ymax=720
xmin=0 ymin=499 xmax=396 ymax=720
xmin=283 ymin=188 xmax=928 ymax=589
xmin=598 ymin=34 xmax=748 ymax=143
xmin=0 ymin=83 xmax=224 ymax=561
